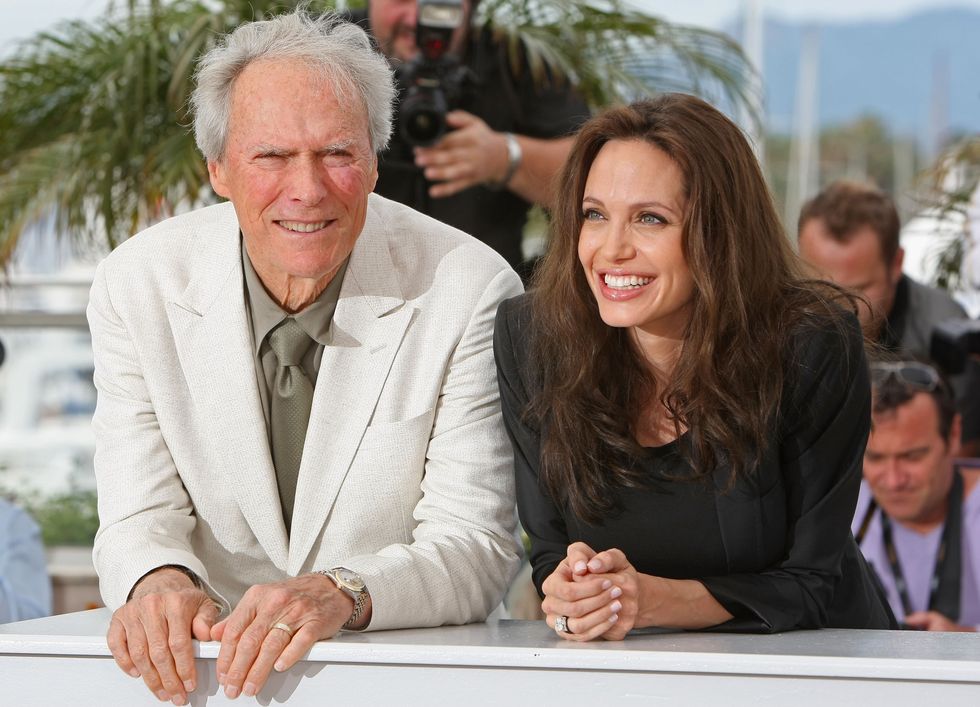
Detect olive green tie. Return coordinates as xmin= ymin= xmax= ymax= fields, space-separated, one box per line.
xmin=268 ymin=318 xmax=314 ymax=534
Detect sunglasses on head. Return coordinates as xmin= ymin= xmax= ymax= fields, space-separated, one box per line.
xmin=869 ymin=361 xmax=941 ymax=392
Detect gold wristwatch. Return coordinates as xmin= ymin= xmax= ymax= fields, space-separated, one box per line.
xmin=317 ymin=567 xmax=368 ymax=629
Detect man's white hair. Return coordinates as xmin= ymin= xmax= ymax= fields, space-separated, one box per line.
xmin=191 ymin=9 xmax=395 ymax=161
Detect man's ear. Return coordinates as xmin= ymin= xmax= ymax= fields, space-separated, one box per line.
xmin=889 ymin=246 xmax=905 ymax=285
xmin=208 ymin=160 xmax=230 ymax=198
xmin=948 ymin=413 xmax=963 ymax=458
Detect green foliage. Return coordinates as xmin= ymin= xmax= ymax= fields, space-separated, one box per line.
xmin=479 ymin=0 xmax=756 ymax=113
xmin=0 ymin=0 xmax=751 ymax=265
xmin=2 ymin=488 xmax=99 ymax=546
xmin=919 ymin=137 xmax=980 ymax=291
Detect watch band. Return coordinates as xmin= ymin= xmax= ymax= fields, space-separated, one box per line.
xmin=485 ymin=132 xmax=522 ymax=190
xmin=315 ymin=568 xmax=368 ymax=630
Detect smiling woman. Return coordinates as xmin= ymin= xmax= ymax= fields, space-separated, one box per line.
xmin=493 ymin=93 xmax=897 ymax=641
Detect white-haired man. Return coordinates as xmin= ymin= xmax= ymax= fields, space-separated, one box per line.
xmin=89 ymin=10 xmax=521 ymax=703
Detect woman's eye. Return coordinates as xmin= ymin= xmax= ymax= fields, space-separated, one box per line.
xmin=582 ymin=208 xmax=603 ymax=220
xmin=639 ymin=212 xmax=665 ymax=225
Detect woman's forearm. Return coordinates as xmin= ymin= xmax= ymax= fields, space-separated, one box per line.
xmin=634 ymin=574 xmax=733 ymax=629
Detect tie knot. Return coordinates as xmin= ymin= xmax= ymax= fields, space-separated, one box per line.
xmin=269 ymin=318 xmax=312 ymax=367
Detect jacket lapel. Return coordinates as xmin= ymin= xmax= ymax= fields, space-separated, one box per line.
xmin=287 ymin=203 xmax=412 ymax=574
xmin=165 ymin=204 xmax=289 ymax=572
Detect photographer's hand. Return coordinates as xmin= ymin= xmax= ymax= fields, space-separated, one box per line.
xmin=414 ymin=110 xmax=572 ymax=206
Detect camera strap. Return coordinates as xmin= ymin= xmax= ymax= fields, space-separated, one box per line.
xmin=877 ymin=468 xmax=963 ymax=621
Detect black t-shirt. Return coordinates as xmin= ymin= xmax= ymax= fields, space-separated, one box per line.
xmin=350 ymin=11 xmax=590 ymax=267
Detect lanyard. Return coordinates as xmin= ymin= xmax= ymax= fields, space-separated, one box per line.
xmin=877 ymin=470 xmax=964 ymax=620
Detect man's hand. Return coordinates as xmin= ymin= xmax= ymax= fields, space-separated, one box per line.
xmin=211 ymin=573 xmax=363 ymax=699
xmin=106 ymin=567 xmax=219 ymax=705
xmin=905 ymin=610 xmax=978 ymax=632
xmin=413 ymin=110 xmax=511 ymax=198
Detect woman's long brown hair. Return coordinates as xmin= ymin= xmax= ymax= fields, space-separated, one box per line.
xmin=528 ymin=94 xmax=855 ymax=524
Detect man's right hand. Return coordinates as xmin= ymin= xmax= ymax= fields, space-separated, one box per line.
xmin=106 ymin=567 xmax=220 ymax=705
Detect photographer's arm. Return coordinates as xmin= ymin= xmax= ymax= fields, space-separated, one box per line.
xmin=414 ymin=110 xmax=572 ymax=206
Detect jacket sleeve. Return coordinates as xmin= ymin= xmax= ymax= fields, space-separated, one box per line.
xmin=492 ymin=297 xmax=568 ymax=596
xmin=699 ymin=315 xmax=871 ymax=632
xmin=87 ymin=262 xmax=228 ymax=613
xmin=339 ymin=267 xmax=524 ymax=630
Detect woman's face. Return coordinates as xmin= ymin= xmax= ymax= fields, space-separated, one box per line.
xmin=577 ymin=139 xmax=695 ymax=343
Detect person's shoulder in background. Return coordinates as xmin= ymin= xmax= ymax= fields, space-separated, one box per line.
xmin=0 ymin=498 xmax=52 ymax=623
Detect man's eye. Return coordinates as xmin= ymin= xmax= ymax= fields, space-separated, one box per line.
xmin=323 ymin=154 xmax=355 ymax=168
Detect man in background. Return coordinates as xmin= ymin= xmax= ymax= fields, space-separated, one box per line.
xmin=855 ymin=361 xmax=980 ymax=631
xmin=798 ymin=180 xmax=980 ymax=455
xmin=0 ymin=497 xmax=51 ymax=623
xmin=354 ymin=0 xmax=590 ymax=275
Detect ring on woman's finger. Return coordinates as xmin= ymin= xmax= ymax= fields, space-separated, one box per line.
xmin=270 ymin=622 xmax=294 ymax=637
xmin=554 ymin=615 xmax=573 ymax=635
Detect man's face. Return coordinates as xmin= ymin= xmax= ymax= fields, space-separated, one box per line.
xmin=864 ymin=392 xmax=961 ymax=530
xmin=207 ymin=59 xmax=378 ymax=298
xmin=368 ymin=0 xmax=471 ymax=63
xmin=798 ymin=219 xmax=903 ymax=335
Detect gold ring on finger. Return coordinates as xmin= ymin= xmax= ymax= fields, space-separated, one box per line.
xmin=270 ymin=622 xmax=294 ymax=637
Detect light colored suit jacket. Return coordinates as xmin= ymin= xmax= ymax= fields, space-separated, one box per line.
xmin=88 ymin=194 xmax=522 ymax=630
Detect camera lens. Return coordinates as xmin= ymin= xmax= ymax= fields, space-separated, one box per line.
xmin=399 ymin=87 xmax=449 ymax=147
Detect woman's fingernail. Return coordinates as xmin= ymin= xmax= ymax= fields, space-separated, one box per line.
xmin=601 ymin=580 xmax=612 ymax=590
xmin=588 ymin=559 xmax=602 ymax=571
xmin=574 ymin=561 xmax=587 ymax=573
xmin=611 ymin=586 xmax=622 ymax=598
xmin=610 ymin=601 xmax=623 ymax=613
xmin=609 ymin=614 xmax=619 ymax=623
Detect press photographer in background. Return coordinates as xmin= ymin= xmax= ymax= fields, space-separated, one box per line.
xmin=798 ymin=181 xmax=980 ymax=457
xmin=352 ymin=0 xmax=590 ymax=276
xmin=855 ymin=361 xmax=980 ymax=632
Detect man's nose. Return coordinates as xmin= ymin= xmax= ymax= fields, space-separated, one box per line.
xmin=287 ymin=159 xmax=328 ymax=206
xmin=879 ymin=459 xmax=908 ymax=491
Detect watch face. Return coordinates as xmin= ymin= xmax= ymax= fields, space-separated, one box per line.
xmin=333 ymin=568 xmax=365 ymax=592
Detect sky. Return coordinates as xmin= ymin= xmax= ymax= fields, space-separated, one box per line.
xmin=4 ymin=0 xmax=980 ymax=49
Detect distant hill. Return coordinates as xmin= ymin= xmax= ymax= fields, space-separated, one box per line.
xmin=752 ymin=7 xmax=980 ymax=137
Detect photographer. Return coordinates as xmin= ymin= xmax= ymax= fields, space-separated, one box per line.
xmin=798 ymin=181 xmax=980 ymax=456
xmin=352 ymin=0 xmax=590 ymax=273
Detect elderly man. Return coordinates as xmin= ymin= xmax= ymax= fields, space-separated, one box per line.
xmin=88 ymin=10 xmax=521 ymax=704
xmin=854 ymin=361 xmax=980 ymax=632
xmin=798 ymin=180 xmax=980 ymax=456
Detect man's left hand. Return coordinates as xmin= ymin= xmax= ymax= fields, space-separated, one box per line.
xmin=210 ymin=574 xmax=356 ymax=699
xmin=413 ymin=111 xmax=511 ymax=198
xmin=904 ymin=610 xmax=977 ymax=632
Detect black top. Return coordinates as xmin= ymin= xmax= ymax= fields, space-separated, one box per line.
xmin=494 ymin=295 xmax=896 ymax=632
xmin=350 ymin=11 xmax=590 ymax=268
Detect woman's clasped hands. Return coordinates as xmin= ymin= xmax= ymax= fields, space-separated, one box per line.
xmin=542 ymin=542 xmax=639 ymax=641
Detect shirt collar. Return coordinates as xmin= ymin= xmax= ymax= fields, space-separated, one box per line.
xmin=241 ymin=237 xmax=348 ymax=353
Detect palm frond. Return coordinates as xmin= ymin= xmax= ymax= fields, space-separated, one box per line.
xmin=0 ymin=0 xmax=752 ymax=266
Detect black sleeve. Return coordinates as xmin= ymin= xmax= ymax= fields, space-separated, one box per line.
xmin=699 ymin=314 xmax=872 ymax=632
xmin=493 ymin=297 xmax=568 ymax=596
